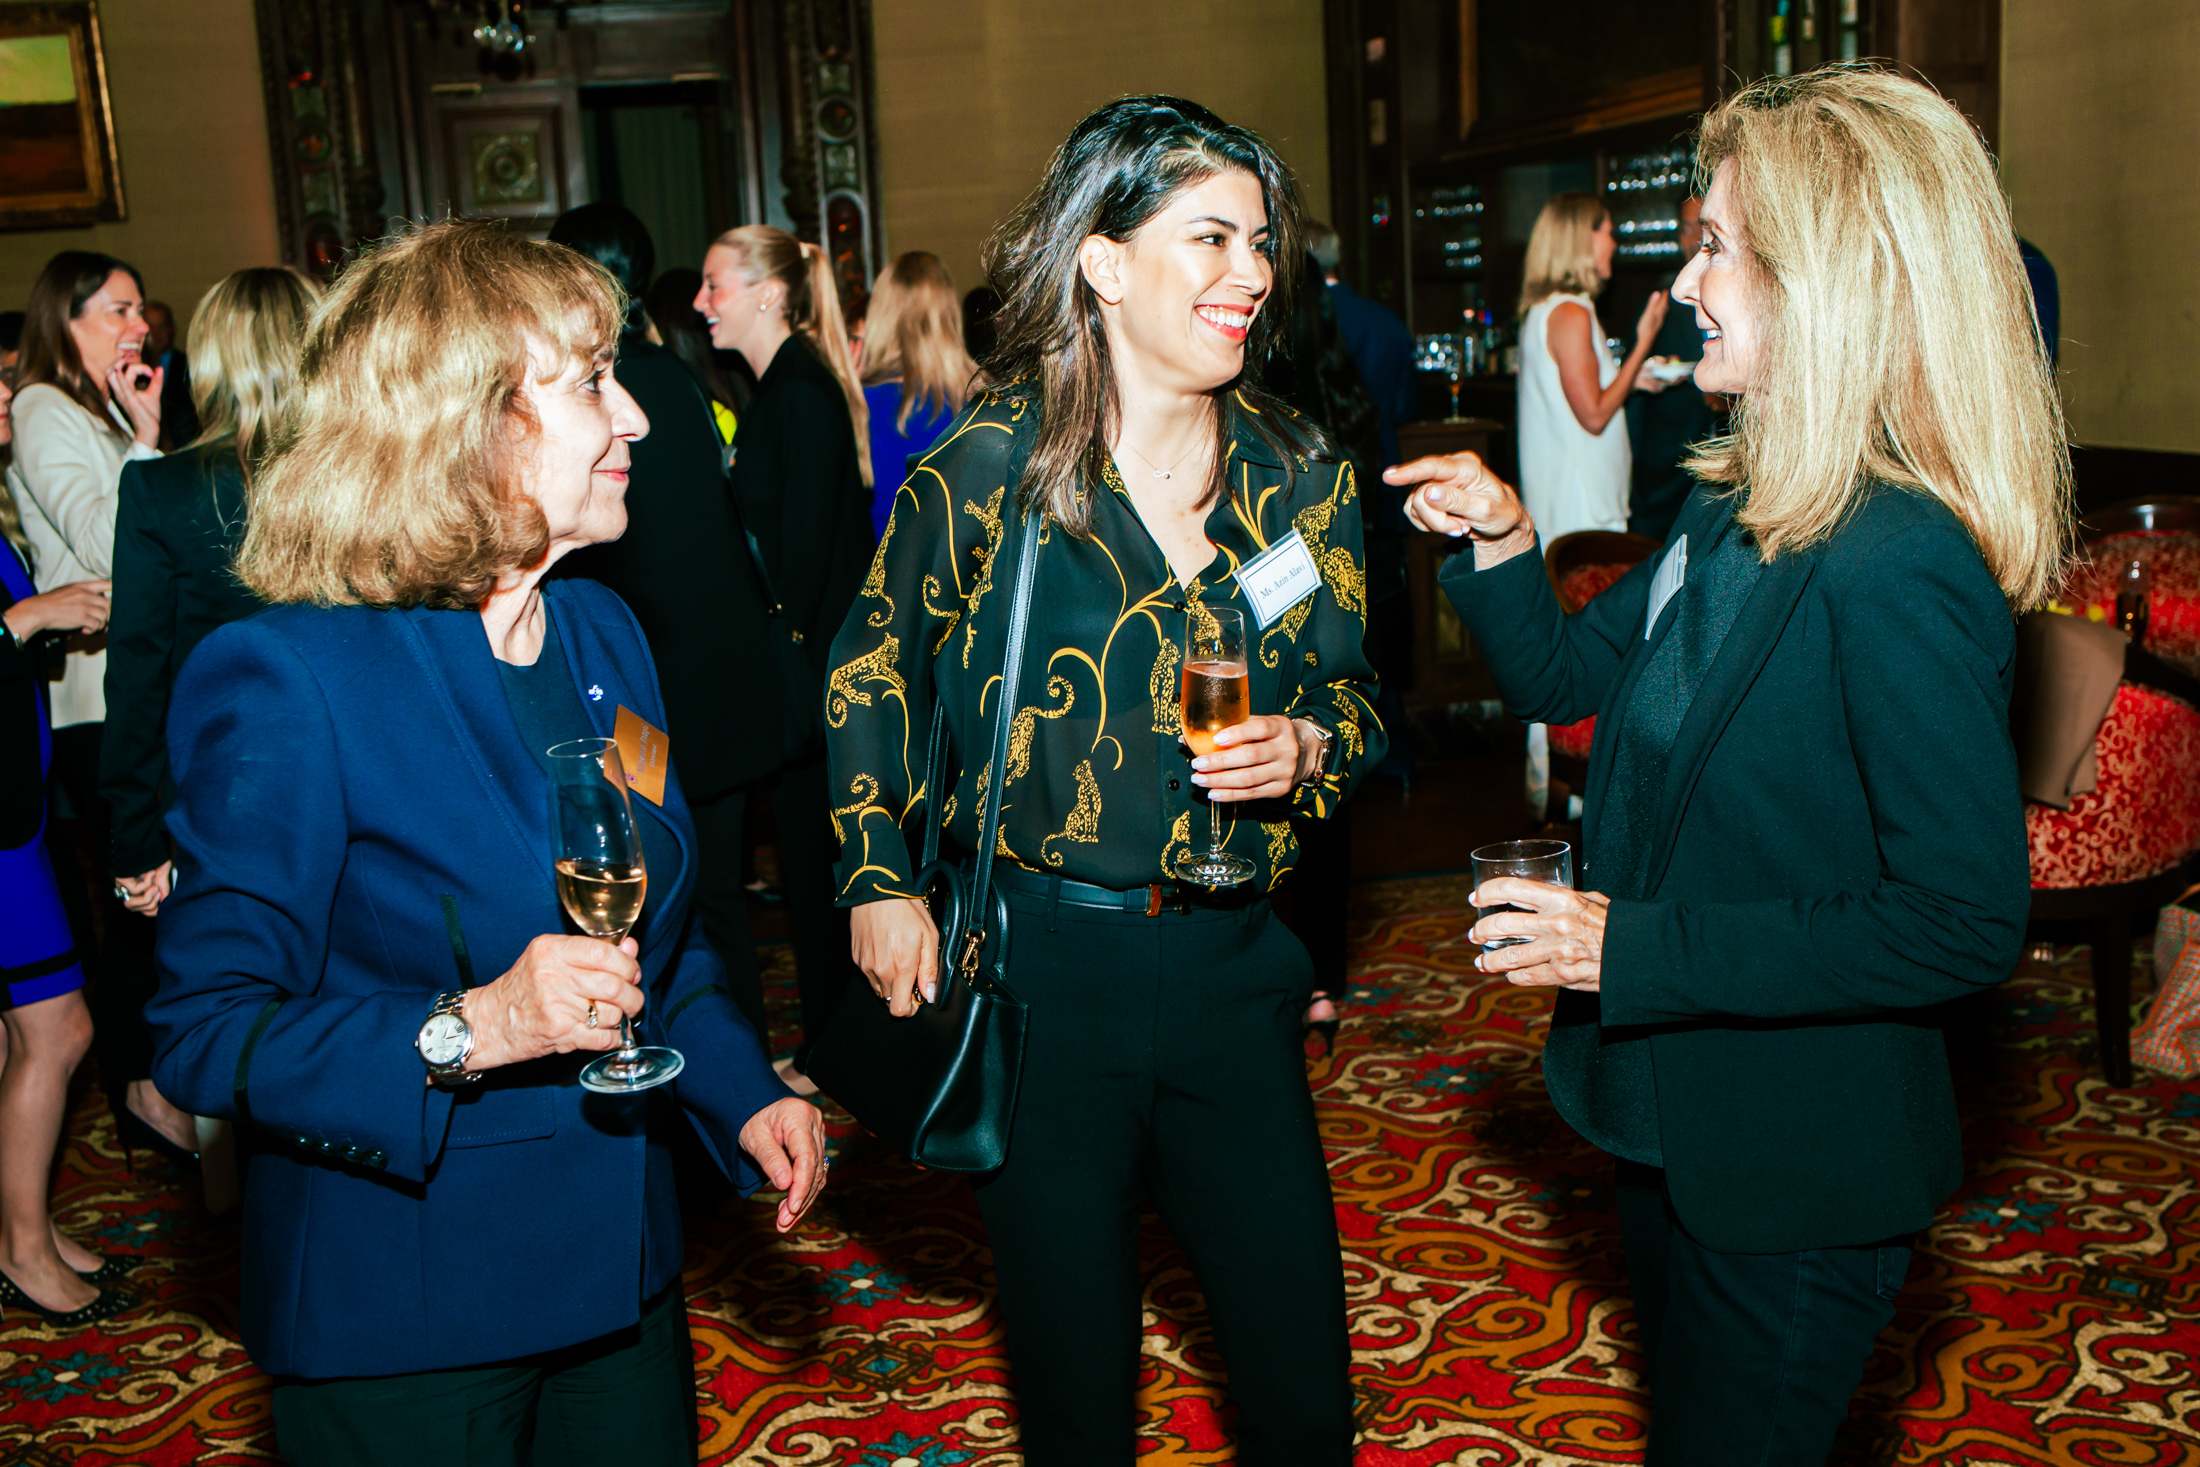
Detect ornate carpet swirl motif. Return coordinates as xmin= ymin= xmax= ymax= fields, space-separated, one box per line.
xmin=5 ymin=874 xmax=2198 ymax=1465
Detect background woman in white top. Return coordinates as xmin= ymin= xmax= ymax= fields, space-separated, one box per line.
xmin=6 ymin=251 xmax=192 ymax=1161
xmin=1515 ymin=192 xmax=1667 ymax=543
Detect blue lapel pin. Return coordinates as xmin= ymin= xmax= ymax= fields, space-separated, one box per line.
xmin=587 ymin=684 xmax=604 ymax=701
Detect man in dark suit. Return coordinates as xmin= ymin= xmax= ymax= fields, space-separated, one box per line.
xmin=142 ymin=300 xmax=200 ymax=450
xmin=1623 ymin=197 xmax=1724 ymax=544
xmin=549 ymin=205 xmax=788 ymax=1044
xmin=1309 ymin=220 xmax=1417 ymax=471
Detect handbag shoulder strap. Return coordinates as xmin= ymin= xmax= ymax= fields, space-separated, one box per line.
xmin=949 ymin=503 xmax=1041 ymax=976
xmin=917 ymin=406 xmax=1043 ymax=878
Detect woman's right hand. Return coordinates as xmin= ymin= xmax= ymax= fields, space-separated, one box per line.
xmin=852 ymin=897 xmax=939 ymax=1017
xmin=2 ymin=579 xmax=111 ymax=643
xmin=1390 ymin=453 xmax=1536 ymax=568
xmin=461 ymin=934 xmax=644 ymax=1070
xmin=1634 ymin=290 xmax=1670 ymax=353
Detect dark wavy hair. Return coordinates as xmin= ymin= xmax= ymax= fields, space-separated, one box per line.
xmin=982 ymin=95 xmax=1325 ymax=537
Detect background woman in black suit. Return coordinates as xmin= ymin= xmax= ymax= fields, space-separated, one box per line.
xmin=98 ymin=266 xmax=319 ymax=1171
xmin=694 ymin=227 xmax=873 ymax=1091
xmin=548 ymin=203 xmax=788 ymax=1048
xmin=104 ymin=268 xmax=317 ymax=912
xmin=1401 ymin=68 xmax=2069 ymax=1464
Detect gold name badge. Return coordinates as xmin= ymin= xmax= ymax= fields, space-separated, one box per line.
xmin=613 ymin=705 xmax=671 ymax=806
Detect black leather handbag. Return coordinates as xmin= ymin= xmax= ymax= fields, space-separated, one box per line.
xmin=804 ymin=503 xmax=1040 ymax=1173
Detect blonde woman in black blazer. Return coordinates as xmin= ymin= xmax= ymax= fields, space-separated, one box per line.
xmin=1401 ymin=69 xmax=2069 ymax=1466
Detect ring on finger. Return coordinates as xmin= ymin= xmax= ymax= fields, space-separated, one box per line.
xmin=585 ymin=1000 xmax=599 ymax=1029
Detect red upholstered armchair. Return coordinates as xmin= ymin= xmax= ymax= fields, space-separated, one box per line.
xmin=2025 ymin=497 xmax=2200 ymax=1086
xmin=1542 ymin=531 xmax=1663 ymax=765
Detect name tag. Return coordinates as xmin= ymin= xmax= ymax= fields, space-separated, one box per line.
xmin=1234 ymin=530 xmax=1321 ymax=630
xmin=1645 ymin=534 xmax=1688 ymax=640
xmin=612 ymin=705 xmax=670 ymax=806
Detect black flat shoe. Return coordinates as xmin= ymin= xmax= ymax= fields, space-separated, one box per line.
xmin=76 ymin=1256 xmax=136 ymax=1287
xmin=0 ymin=1265 xmax=139 ymax=1328
xmin=112 ymin=1103 xmax=199 ymax=1173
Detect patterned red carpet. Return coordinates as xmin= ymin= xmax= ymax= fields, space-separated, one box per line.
xmin=7 ymin=874 xmax=2200 ymax=1465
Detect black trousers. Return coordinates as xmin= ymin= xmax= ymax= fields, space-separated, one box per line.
xmin=1616 ymin=1160 xmax=1910 ymax=1465
xmin=686 ymin=785 xmax=768 ymax=1042
xmin=767 ymin=750 xmax=856 ymax=1070
xmin=47 ymin=723 xmax=160 ymax=1089
xmin=271 ymin=1284 xmax=694 ymax=1466
xmin=1279 ymin=806 xmax=1351 ymax=995
xmin=972 ymin=889 xmax=1355 ymax=1466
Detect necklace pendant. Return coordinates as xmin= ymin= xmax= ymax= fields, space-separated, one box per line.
xmin=1154 ymin=469 xmax=1171 ymax=480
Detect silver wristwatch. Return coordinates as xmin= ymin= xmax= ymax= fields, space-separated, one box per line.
xmin=1299 ymin=719 xmax=1336 ymax=781
xmin=415 ymin=990 xmax=482 ymax=1086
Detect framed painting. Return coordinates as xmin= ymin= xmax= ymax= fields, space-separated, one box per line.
xmin=0 ymin=1 xmax=125 ymax=229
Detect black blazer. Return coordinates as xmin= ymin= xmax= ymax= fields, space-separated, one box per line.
xmin=1441 ymin=483 xmax=2029 ymax=1254
xmin=557 ymin=339 xmax=783 ymax=799
xmin=728 ymin=334 xmax=874 ymax=678
xmin=100 ymin=448 xmax=265 ymax=877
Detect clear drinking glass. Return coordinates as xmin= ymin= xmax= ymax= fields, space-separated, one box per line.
xmin=548 ymin=737 xmax=685 ymax=1093
xmin=1469 ymin=839 xmax=1574 ymax=952
xmin=1178 ymin=605 xmax=1254 ymax=888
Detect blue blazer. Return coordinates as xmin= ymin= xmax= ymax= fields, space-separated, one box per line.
xmin=147 ymin=579 xmax=789 ymax=1380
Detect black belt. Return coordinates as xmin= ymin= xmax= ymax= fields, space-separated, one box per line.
xmin=992 ymin=863 xmax=1232 ymax=917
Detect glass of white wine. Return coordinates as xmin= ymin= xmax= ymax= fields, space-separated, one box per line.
xmin=1178 ymin=605 xmax=1254 ymax=888
xmin=547 ymin=737 xmax=684 ymax=1093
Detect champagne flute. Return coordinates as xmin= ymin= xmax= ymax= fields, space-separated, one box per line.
xmin=1178 ymin=605 xmax=1254 ymax=888
xmin=548 ymin=737 xmax=685 ymax=1093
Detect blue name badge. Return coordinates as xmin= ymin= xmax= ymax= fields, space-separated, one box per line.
xmin=1235 ymin=530 xmax=1321 ymax=630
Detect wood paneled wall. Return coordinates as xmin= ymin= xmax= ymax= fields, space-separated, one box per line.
xmin=867 ymin=0 xmax=1332 ymax=303
xmin=2001 ymin=0 xmax=2200 ymax=454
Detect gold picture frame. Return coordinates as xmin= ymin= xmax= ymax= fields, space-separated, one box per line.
xmin=0 ymin=1 xmax=125 ymax=230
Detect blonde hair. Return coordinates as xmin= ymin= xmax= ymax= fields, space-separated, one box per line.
xmin=708 ymin=225 xmax=872 ymax=487
xmin=237 ymin=220 xmax=623 ymax=609
xmin=185 ymin=266 xmax=322 ymax=485
xmin=1519 ymin=192 xmax=1609 ymax=315
xmin=1686 ymin=65 xmax=2071 ymax=605
xmin=860 ymin=251 xmax=980 ymax=433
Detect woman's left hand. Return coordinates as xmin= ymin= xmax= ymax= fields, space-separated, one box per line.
xmin=1192 ymin=716 xmax=1320 ymax=801
xmin=739 ymin=1095 xmax=829 ymax=1232
xmin=1470 ymin=879 xmax=1611 ymax=991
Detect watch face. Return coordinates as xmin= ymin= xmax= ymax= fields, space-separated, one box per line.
xmin=419 ymin=1012 xmax=470 ymax=1066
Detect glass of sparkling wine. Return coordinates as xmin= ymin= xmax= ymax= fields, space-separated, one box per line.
xmin=547 ymin=738 xmax=684 ymax=1093
xmin=1469 ymin=839 xmax=1574 ymax=952
xmin=1179 ymin=605 xmax=1255 ymax=888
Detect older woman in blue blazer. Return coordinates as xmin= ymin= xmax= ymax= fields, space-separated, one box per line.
xmin=146 ymin=220 xmax=825 ymax=1465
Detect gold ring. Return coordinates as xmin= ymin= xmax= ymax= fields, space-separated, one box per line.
xmin=586 ymin=1000 xmax=599 ymax=1029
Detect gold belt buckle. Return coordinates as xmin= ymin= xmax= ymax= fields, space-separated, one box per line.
xmin=1145 ymin=884 xmax=1166 ymax=918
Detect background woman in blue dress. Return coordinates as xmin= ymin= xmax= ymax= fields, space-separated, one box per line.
xmin=858 ymin=251 xmax=982 ymax=537
xmin=1 ymin=370 xmax=137 ymax=1326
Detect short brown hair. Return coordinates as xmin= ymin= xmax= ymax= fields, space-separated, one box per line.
xmin=237 ymin=220 xmax=622 ymax=609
